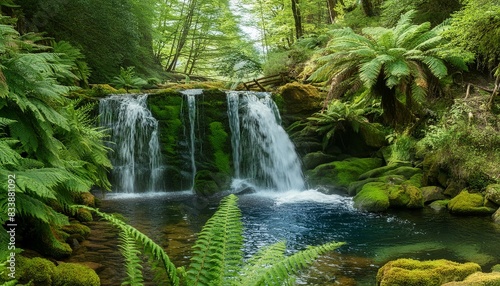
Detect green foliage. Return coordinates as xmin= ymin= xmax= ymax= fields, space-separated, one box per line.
xmin=309 ymin=10 xmax=471 ymax=126
xmin=0 ymin=14 xmax=111 ymax=259
xmin=381 ymin=0 xmax=461 ymax=27
xmin=87 ymin=194 xmax=345 ymax=286
xmin=208 ymin=122 xmax=230 ymax=174
xmin=112 ymin=67 xmax=148 ymax=93
xmin=386 ymin=132 xmax=417 ymax=164
xmin=308 ymin=99 xmax=383 ymax=150
xmin=416 ymin=97 xmax=500 ymax=189
xmin=446 ymin=0 xmax=500 ymax=71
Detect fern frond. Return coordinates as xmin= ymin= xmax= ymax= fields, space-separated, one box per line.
xmin=14 ymin=192 xmax=68 ymax=226
xmin=186 ymin=194 xmax=243 ymax=286
xmin=238 ymin=242 xmax=287 ymax=286
xmin=248 ymin=241 xmax=345 ymax=286
xmin=119 ymin=230 xmax=144 ymax=286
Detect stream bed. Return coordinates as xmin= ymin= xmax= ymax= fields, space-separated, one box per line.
xmin=85 ymin=189 xmax=500 ymax=285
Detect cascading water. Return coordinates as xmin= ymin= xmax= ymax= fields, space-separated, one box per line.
xmin=181 ymin=89 xmax=202 ymax=190
xmin=227 ymin=91 xmax=241 ymax=178
xmin=99 ymin=94 xmax=163 ymax=193
xmin=228 ymin=91 xmax=305 ymax=191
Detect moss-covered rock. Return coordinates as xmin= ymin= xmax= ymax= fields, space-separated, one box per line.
xmin=353 ymin=182 xmax=391 ymax=212
xmin=485 ymin=184 xmax=500 ymax=205
xmin=277 ymin=82 xmax=322 ymax=118
xmin=492 ymin=264 xmax=500 ymax=272
xmin=429 ymin=199 xmax=450 ymax=212
xmin=53 ymin=263 xmax=100 ymax=286
xmin=492 ymin=208 xmax=500 ymax=224
xmin=347 ymin=175 xmax=406 ymax=196
xmin=16 ymin=256 xmax=56 ymax=285
xmin=75 ymin=192 xmax=96 ymax=207
xmin=376 ymin=258 xmax=481 ymax=286
xmin=302 ymin=151 xmax=337 ymax=170
xmin=208 ymin=121 xmax=230 ymax=174
xmin=358 ymin=161 xmax=413 ymax=180
xmin=388 ymin=184 xmax=424 ymax=209
xmin=359 ymin=123 xmax=387 ymax=148
xmin=76 ymin=208 xmax=93 ymax=222
xmin=448 ymin=190 xmax=496 ymax=215
xmin=62 ymin=221 xmax=91 ymax=237
xmin=306 ymin=157 xmax=383 ymax=190
xmin=39 ymin=224 xmax=73 ymax=259
xmin=383 ymin=166 xmax=423 ymax=180
xmin=421 ymin=186 xmax=446 ymax=203
xmin=442 ymin=271 xmax=500 ymax=286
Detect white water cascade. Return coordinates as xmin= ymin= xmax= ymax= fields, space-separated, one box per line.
xmin=228 ymin=91 xmax=305 ymax=191
xmin=99 ymin=94 xmax=163 ymax=193
xmin=181 ymin=89 xmax=202 ymax=190
xmin=227 ymin=91 xmax=241 ymax=178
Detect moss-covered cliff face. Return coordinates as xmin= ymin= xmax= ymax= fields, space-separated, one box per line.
xmin=147 ymin=89 xmax=232 ymax=195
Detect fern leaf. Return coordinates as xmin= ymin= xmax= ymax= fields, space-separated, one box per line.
xmin=248 ymin=242 xmax=345 ymax=286
xmin=186 ymin=194 xmax=243 ymax=286
xmin=119 ymin=230 xmax=144 ymax=286
xmin=238 ymin=241 xmax=287 ymax=286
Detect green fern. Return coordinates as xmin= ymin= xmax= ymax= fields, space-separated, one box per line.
xmin=186 ymin=194 xmax=243 ymax=286
xmin=82 ymin=195 xmax=345 ymax=286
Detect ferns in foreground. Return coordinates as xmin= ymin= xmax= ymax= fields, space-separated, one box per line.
xmin=86 ymin=194 xmax=345 ymax=286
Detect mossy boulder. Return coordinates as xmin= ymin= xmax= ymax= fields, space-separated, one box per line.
xmin=75 ymin=192 xmax=96 ymax=207
xmin=302 ymin=151 xmax=336 ymax=170
xmin=358 ymin=161 xmax=413 ymax=180
xmin=442 ymin=272 xmax=500 ymax=285
xmin=493 ymin=208 xmax=500 ymax=224
xmin=208 ymin=121 xmax=230 ymax=174
xmin=16 ymin=256 xmax=56 ymax=285
xmin=277 ymin=82 xmax=322 ymax=117
xmin=359 ymin=123 xmax=387 ymax=148
xmin=485 ymin=184 xmax=500 ymax=205
xmin=76 ymin=208 xmax=93 ymax=222
xmin=429 ymin=200 xmax=450 ymax=212
xmin=388 ymin=184 xmax=424 ymax=209
xmin=421 ymin=186 xmax=446 ymax=203
xmin=53 ymin=263 xmax=100 ymax=286
xmin=376 ymin=258 xmax=481 ymax=286
xmin=39 ymin=224 xmax=73 ymax=259
xmin=353 ymin=182 xmax=391 ymax=212
xmin=448 ymin=190 xmax=496 ymax=215
xmin=382 ymin=166 xmax=423 ymax=180
xmin=306 ymin=157 xmax=383 ymax=190
xmin=62 ymin=221 xmax=91 ymax=237
xmin=347 ymin=175 xmax=406 ymax=196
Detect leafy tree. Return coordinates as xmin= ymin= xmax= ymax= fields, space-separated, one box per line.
xmin=85 ymin=194 xmax=344 ymax=286
xmin=309 ymin=10 xmax=471 ymax=127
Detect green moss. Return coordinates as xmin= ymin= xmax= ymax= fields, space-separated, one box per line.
xmin=377 ymin=258 xmax=481 ymax=286
xmin=347 ymin=175 xmax=406 ymax=195
xmin=53 ymin=263 xmax=100 ymax=286
xmin=76 ymin=208 xmax=93 ymax=222
xmin=307 ymin=157 xmax=384 ymax=189
xmin=441 ymin=272 xmax=500 ymax=285
xmin=353 ymin=182 xmax=390 ymax=212
xmin=209 ymin=122 xmax=230 ymax=174
xmin=39 ymin=224 xmax=73 ymax=259
xmin=389 ymin=185 xmax=424 ymax=209
xmin=358 ymin=161 xmax=412 ymax=180
xmin=448 ymin=190 xmax=496 ymax=215
xmin=62 ymin=222 xmax=91 ymax=237
xmin=17 ymin=256 xmax=56 ymax=285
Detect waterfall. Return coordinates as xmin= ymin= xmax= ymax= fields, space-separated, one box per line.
xmin=228 ymin=91 xmax=305 ymax=191
xmin=99 ymin=94 xmax=163 ymax=193
xmin=181 ymin=89 xmax=202 ymax=190
xmin=227 ymin=91 xmax=241 ymax=178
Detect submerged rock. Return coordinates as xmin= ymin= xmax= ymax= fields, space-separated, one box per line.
xmin=429 ymin=200 xmax=450 ymax=212
xmin=376 ymin=258 xmax=481 ymax=286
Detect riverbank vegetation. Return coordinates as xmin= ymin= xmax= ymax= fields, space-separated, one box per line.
xmin=1 ymin=0 xmax=500 ymax=285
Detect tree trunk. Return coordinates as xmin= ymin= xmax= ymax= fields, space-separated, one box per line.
xmin=291 ymin=0 xmax=303 ymax=39
xmin=325 ymin=0 xmax=337 ymax=24
xmin=360 ymin=0 xmax=375 ymax=17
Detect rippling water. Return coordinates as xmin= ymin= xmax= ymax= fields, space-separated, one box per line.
xmin=96 ymin=190 xmax=500 ymax=285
